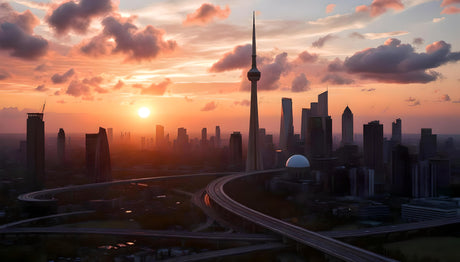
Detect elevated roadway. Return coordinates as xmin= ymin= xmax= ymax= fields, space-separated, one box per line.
xmin=206 ymin=170 xmax=398 ymax=262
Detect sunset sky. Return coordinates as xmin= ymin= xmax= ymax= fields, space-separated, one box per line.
xmin=0 ymin=0 xmax=459 ymax=138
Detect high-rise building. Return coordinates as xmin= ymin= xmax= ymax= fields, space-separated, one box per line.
xmin=363 ymin=121 xmax=384 ymax=182
xmin=349 ymin=167 xmax=374 ymax=198
xmin=279 ymin=97 xmax=294 ymax=151
xmin=201 ymin=128 xmax=207 ymax=146
xmin=310 ymin=102 xmax=318 ymax=117
xmin=301 ymin=108 xmax=311 ymax=142
xmin=156 ymin=125 xmax=164 ymax=148
xmin=341 ymin=106 xmax=353 ymax=145
xmin=391 ymin=144 xmax=411 ymax=196
xmin=57 ymin=128 xmax=65 ymax=166
xmin=419 ymin=128 xmax=437 ymax=160
xmin=318 ymin=91 xmax=328 ymax=117
xmin=86 ymin=127 xmax=111 ymax=182
xmin=391 ymin=118 xmax=402 ymax=144
xmin=215 ymin=126 xmax=221 ymax=148
xmin=246 ymin=12 xmax=263 ymax=171
xmin=27 ymin=112 xmax=45 ymax=190
xmin=229 ymin=132 xmax=243 ymax=170
xmin=107 ymin=128 xmax=113 ymax=143
xmin=176 ymin=127 xmax=189 ymax=150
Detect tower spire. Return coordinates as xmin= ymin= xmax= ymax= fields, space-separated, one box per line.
xmin=252 ymin=11 xmax=257 ymax=69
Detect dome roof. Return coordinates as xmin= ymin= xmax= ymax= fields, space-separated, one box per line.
xmin=286 ymin=154 xmax=310 ymax=168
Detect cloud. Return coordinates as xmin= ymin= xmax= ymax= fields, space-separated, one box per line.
xmin=257 ymin=52 xmax=290 ymax=91
xmin=406 ymin=97 xmax=421 ymax=106
xmin=184 ymin=96 xmax=193 ymax=102
xmin=35 ymin=84 xmax=48 ymax=92
xmin=234 ymin=99 xmax=250 ymax=106
xmin=349 ymin=32 xmax=365 ymax=39
xmin=312 ymin=34 xmax=336 ymax=48
xmin=140 ymin=78 xmax=171 ymax=95
xmin=0 ymin=3 xmax=48 ymax=59
xmin=337 ymin=38 xmax=460 ymax=83
xmin=440 ymin=94 xmax=451 ymax=101
xmin=326 ymin=4 xmax=336 ymax=14
xmin=51 ymin=68 xmax=75 ymax=84
xmin=183 ymin=3 xmax=230 ymax=25
xmin=361 ymin=88 xmax=376 ymax=92
xmin=0 ymin=68 xmax=11 ymax=80
xmin=210 ymin=44 xmax=251 ymax=72
xmin=66 ymin=80 xmax=91 ymax=97
xmin=80 ymin=15 xmax=176 ymax=61
xmin=322 ymin=74 xmax=354 ymax=85
xmin=82 ymin=76 xmax=103 ymax=87
xmin=441 ymin=0 xmax=460 ymax=7
xmin=296 ymin=50 xmax=318 ymax=63
xmin=441 ymin=6 xmax=460 ymax=14
xmin=201 ymin=101 xmax=217 ymax=111
xmin=356 ymin=0 xmax=404 ymax=17
xmin=113 ymin=79 xmax=124 ymax=90
xmin=413 ymin=37 xmax=424 ymax=45
xmin=433 ymin=17 xmax=445 ymax=23
xmin=46 ymin=0 xmax=114 ymax=35
xmin=34 ymin=63 xmax=49 ymax=72
xmin=291 ymin=73 xmax=310 ymax=92
xmin=348 ymin=31 xmax=407 ymax=40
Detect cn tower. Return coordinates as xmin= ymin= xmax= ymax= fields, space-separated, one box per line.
xmin=246 ymin=12 xmax=263 ymax=171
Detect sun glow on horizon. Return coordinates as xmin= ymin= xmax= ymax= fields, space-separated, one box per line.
xmin=138 ymin=107 xmax=151 ymax=118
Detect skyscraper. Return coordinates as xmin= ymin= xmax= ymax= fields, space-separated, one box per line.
xmin=279 ymin=97 xmax=294 ymax=151
xmin=246 ymin=12 xmax=263 ymax=171
xmin=176 ymin=127 xmax=189 ymax=150
xmin=86 ymin=127 xmax=111 ymax=182
xmin=318 ymin=91 xmax=328 ymax=117
xmin=27 ymin=112 xmax=45 ymax=190
xmin=341 ymin=106 xmax=353 ymax=145
xmin=419 ymin=128 xmax=437 ymax=160
xmin=201 ymin=128 xmax=207 ymax=146
xmin=215 ymin=126 xmax=221 ymax=148
xmin=391 ymin=118 xmax=402 ymax=144
xmin=304 ymin=91 xmax=332 ymax=157
xmin=301 ymin=108 xmax=311 ymax=142
xmin=156 ymin=125 xmax=164 ymax=148
xmin=57 ymin=128 xmax=65 ymax=166
xmin=230 ymin=132 xmax=243 ymax=170
xmin=363 ymin=121 xmax=384 ymax=182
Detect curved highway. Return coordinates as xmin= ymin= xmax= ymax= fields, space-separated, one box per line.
xmin=18 ymin=172 xmax=234 ymax=203
xmin=206 ymin=170 xmax=398 ymax=262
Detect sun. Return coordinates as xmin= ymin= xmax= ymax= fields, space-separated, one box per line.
xmin=138 ymin=107 xmax=150 ymax=118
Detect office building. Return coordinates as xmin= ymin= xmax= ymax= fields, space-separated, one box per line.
xmin=301 ymin=108 xmax=311 ymax=143
xmin=349 ymin=167 xmax=375 ymax=198
xmin=57 ymin=128 xmax=65 ymax=166
xmin=246 ymin=12 xmax=263 ymax=171
xmin=363 ymin=121 xmax=384 ymax=182
xmin=419 ymin=128 xmax=437 ymax=160
xmin=318 ymin=91 xmax=328 ymax=117
xmin=341 ymin=106 xmax=353 ymax=145
xmin=391 ymin=144 xmax=411 ymax=196
xmin=215 ymin=126 xmax=221 ymax=148
xmin=391 ymin=118 xmax=401 ymax=144
xmin=279 ymin=97 xmax=294 ymax=151
xmin=27 ymin=112 xmax=45 ymax=190
xmin=229 ymin=132 xmax=243 ymax=170
xmin=156 ymin=125 xmax=164 ymax=148
xmin=201 ymin=128 xmax=207 ymax=146
xmin=176 ymin=127 xmax=189 ymax=150
xmin=86 ymin=127 xmax=112 ymax=182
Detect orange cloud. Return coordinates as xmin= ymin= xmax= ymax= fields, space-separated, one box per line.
xmin=441 ymin=6 xmax=460 ymax=14
xmin=356 ymin=0 xmax=404 ymax=17
xmin=441 ymin=0 xmax=460 ymax=7
xmin=183 ymin=3 xmax=230 ymax=25
xmin=326 ymin=4 xmax=336 ymax=14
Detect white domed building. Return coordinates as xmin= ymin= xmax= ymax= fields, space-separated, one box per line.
xmin=284 ymin=154 xmax=311 ymax=181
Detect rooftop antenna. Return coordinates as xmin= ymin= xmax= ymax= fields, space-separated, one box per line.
xmin=41 ymin=100 xmax=46 ymax=114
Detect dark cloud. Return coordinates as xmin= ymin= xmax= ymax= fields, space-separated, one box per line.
xmin=312 ymin=34 xmax=336 ymax=48
xmin=82 ymin=76 xmax=103 ymax=87
xmin=183 ymin=3 xmax=230 ymax=25
xmin=405 ymin=97 xmax=420 ymax=106
xmin=51 ymin=68 xmax=75 ymax=84
xmin=0 ymin=68 xmax=11 ymax=80
xmin=140 ymin=78 xmax=171 ymax=95
xmin=349 ymin=32 xmax=365 ymax=39
xmin=440 ymin=94 xmax=451 ymax=102
xmin=361 ymin=88 xmax=376 ymax=92
xmin=413 ymin=37 xmax=424 ymax=45
xmin=80 ymin=15 xmax=177 ymax=61
xmin=291 ymin=73 xmax=310 ymax=92
xmin=328 ymin=58 xmax=344 ymax=72
xmin=0 ymin=3 xmax=48 ymax=59
xmin=66 ymin=79 xmax=91 ymax=97
xmin=210 ymin=44 xmax=251 ymax=72
xmin=322 ymin=74 xmax=354 ymax=85
xmin=35 ymin=84 xmax=48 ymax=92
xmin=46 ymin=0 xmax=114 ymax=35
xmin=113 ymin=79 xmax=124 ymax=90
xmin=297 ymin=50 xmax=318 ymax=63
xmin=338 ymin=38 xmax=460 ymax=83
xmin=201 ymin=101 xmax=217 ymax=111
xmin=94 ymin=86 xmax=108 ymax=93
xmin=34 ymin=63 xmax=49 ymax=72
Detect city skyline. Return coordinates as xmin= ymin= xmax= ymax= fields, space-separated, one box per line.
xmin=1 ymin=0 xmax=460 ymax=135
